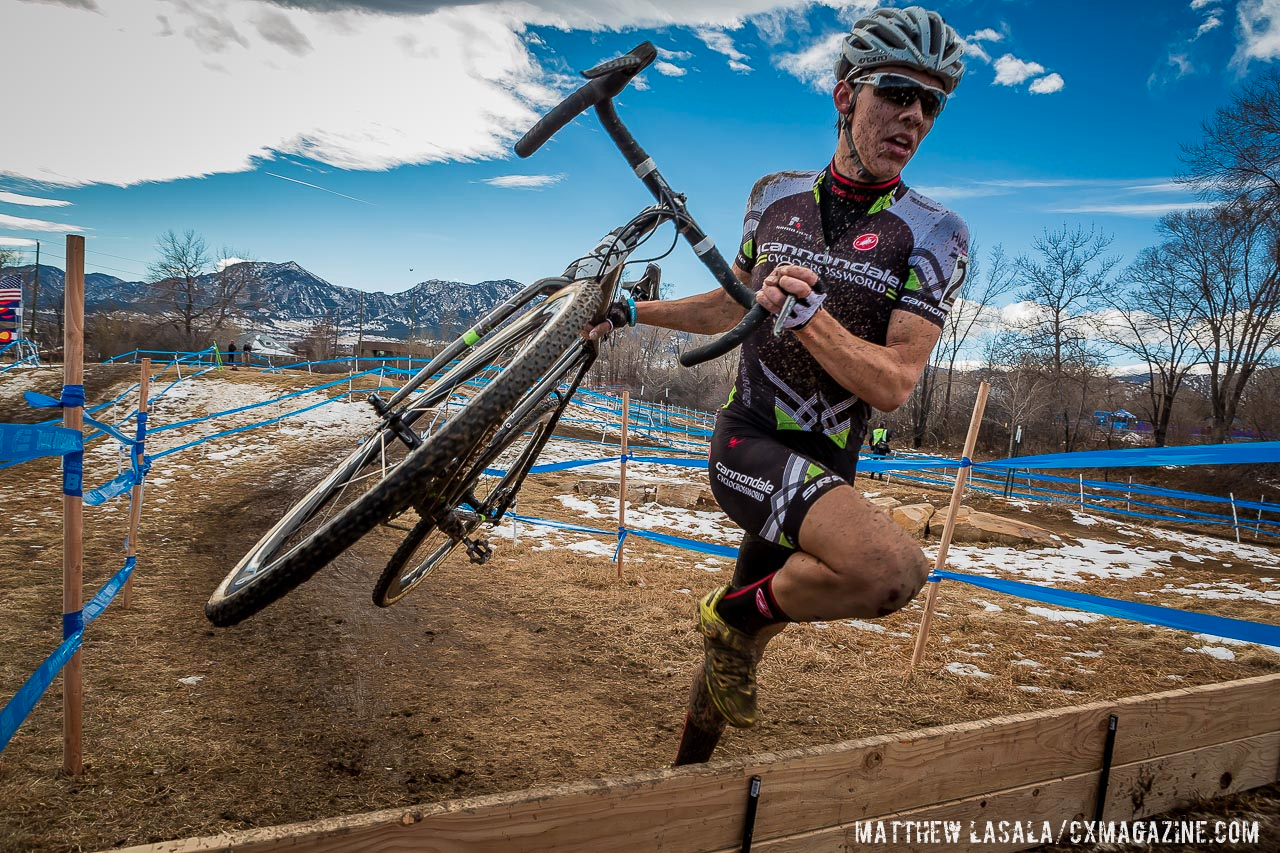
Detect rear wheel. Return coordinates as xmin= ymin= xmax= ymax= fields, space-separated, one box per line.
xmin=206 ymin=280 xmax=599 ymax=626
xmin=371 ymin=395 xmax=561 ymax=607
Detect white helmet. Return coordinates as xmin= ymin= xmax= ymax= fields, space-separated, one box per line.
xmin=834 ymin=6 xmax=966 ymax=94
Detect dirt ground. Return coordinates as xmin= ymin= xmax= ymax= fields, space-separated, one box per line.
xmin=1 ymin=366 xmax=1278 ymax=852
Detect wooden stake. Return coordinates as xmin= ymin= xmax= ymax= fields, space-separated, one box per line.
xmin=618 ymin=391 xmax=629 ymax=578
xmin=62 ymin=235 xmax=85 ymax=777
xmin=123 ymin=359 xmax=150 ymax=610
xmin=910 ymin=380 xmax=989 ymax=669
xmin=1230 ymin=492 xmax=1240 ymax=544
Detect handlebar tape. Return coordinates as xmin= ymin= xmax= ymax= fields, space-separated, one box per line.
xmin=678 ymin=304 xmax=768 ymax=367
xmin=515 ymin=42 xmax=656 ymax=158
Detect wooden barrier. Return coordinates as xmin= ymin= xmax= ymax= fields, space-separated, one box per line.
xmin=116 ymin=673 xmax=1280 ymax=853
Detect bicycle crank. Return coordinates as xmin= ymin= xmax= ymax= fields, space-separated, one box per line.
xmin=462 ymin=536 xmax=493 ymax=565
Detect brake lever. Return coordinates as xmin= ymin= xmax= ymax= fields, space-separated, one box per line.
xmin=772 ymin=294 xmax=795 ymax=337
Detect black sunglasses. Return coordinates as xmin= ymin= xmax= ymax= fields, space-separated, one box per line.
xmin=848 ymin=72 xmax=948 ymax=118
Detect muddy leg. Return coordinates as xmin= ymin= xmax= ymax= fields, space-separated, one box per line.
xmin=672 ymin=666 xmax=726 ymax=766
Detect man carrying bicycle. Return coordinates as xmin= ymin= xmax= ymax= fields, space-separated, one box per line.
xmin=589 ymin=6 xmax=969 ymax=757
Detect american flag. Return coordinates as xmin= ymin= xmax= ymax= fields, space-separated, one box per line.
xmin=0 ymin=274 xmax=20 ymax=301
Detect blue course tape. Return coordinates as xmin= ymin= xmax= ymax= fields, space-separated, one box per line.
xmin=0 ymin=424 xmax=83 ymax=465
xmin=621 ymin=527 xmax=739 ymax=559
xmin=63 ymin=450 xmax=83 ymax=498
xmin=0 ymin=558 xmax=135 ymax=753
xmin=930 ymin=569 xmax=1280 ymax=648
xmin=61 ymin=385 xmax=86 ymax=408
xmin=62 ymin=611 xmax=83 ymax=639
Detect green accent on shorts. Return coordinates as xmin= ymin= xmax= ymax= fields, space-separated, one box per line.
xmin=722 ymin=386 xmax=737 ymax=410
xmin=778 ymin=531 xmax=795 ymax=550
xmin=828 ymin=427 xmax=851 ymax=449
xmin=463 ymin=328 xmax=481 ymax=346
xmin=775 ymin=407 xmax=804 ymax=431
xmin=805 ymin=462 xmax=825 ymax=482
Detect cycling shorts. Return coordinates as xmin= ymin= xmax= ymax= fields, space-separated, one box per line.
xmin=708 ymin=408 xmax=858 ymax=556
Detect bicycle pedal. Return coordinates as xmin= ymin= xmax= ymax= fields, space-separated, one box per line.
xmin=462 ymin=536 xmax=492 ymax=565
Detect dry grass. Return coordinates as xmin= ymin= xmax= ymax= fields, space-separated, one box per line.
xmin=0 ymin=368 xmax=1277 ymax=852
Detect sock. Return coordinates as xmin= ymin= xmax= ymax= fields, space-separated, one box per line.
xmin=716 ymin=572 xmax=791 ymax=635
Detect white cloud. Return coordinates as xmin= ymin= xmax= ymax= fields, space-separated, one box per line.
xmin=1125 ymin=182 xmax=1188 ymax=193
xmin=1190 ymin=0 xmax=1217 ymax=8
xmin=694 ymin=27 xmax=747 ymax=62
xmin=963 ymin=42 xmax=991 ymax=63
xmin=655 ymin=47 xmax=693 ymax=61
xmin=1051 ymin=202 xmax=1217 ymax=216
xmin=1196 ymin=15 xmax=1223 ymax=37
xmin=4 ymin=0 xmax=816 ymax=189
xmin=1028 ymin=73 xmax=1064 ymax=94
xmin=776 ymin=31 xmax=847 ymax=93
xmin=654 ymin=60 xmax=687 ymax=77
xmin=0 ymin=237 xmax=39 ymax=247
xmin=216 ymin=256 xmax=252 ymax=270
xmin=0 ymin=191 xmax=72 ymax=207
xmin=0 ymin=213 xmax=87 ymax=232
xmin=912 ymin=184 xmax=1012 ymax=202
xmin=729 ymin=59 xmax=752 ymax=73
xmin=482 ymin=174 xmax=565 ymax=189
xmin=1235 ymin=0 xmax=1280 ymax=65
xmin=992 ymin=54 xmax=1045 ymax=86
xmin=967 ymin=28 xmax=1004 ymax=43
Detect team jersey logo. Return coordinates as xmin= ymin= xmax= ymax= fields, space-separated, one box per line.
xmin=787 ymin=216 xmax=802 ymax=228
xmin=853 ymin=233 xmax=879 ymax=251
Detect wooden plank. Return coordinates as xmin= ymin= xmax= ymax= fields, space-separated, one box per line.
xmin=114 ymin=674 xmax=1280 ymax=853
xmin=740 ymin=731 xmax=1280 ymax=852
xmin=63 ymin=233 xmax=86 ymax=777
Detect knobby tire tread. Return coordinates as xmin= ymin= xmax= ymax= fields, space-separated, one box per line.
xmin=370 ymin=396 xmax=560 ymax=606
xmin=206 ymin=282 xmax=598 ymax=626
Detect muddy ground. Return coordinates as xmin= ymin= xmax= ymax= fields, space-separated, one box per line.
xmin=1 ymin=366 xmax=1277 ymax=852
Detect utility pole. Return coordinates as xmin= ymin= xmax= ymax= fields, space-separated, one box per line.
xmin=356 ymin=291 xmax=365 ymax=361
xmin=28 ymin=241 xmax=40 ymax=342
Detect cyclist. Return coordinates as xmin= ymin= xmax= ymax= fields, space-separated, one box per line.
xmin=588 ymin=6 xmax=969 ymax=755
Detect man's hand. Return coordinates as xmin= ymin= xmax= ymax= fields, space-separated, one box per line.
xmin=758 ymin=264 xmax=826 ymax=330
xmin=585 ymin=297 xmax=636 ymax=341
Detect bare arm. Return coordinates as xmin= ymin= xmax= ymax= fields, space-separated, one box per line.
xmin=587 ymin=263 xmax=753 ymax=340
xmin=760 ymin=263 xmax=940 ymax=412
xmin=794 ymin=309 xmax=941 ymax=412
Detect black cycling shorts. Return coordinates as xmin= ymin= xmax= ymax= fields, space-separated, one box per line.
xmin=708 ymin=408 xmax=858 ymax=559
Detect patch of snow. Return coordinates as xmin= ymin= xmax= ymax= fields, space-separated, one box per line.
xmin=944 ymin=662 xmax=992 ymax=679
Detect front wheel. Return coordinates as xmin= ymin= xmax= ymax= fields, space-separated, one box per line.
xmin=206 ymin=280 xmax=599 ymax=626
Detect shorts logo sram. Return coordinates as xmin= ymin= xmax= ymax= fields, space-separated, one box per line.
xmin=853 ymin=233 xmax=879 ymax=251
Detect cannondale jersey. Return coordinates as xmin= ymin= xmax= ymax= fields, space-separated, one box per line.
xmin=729 ymin=166 xmax=969 ymax=450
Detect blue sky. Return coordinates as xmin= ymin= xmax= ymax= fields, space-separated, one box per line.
xmin=0 ymin=0 xmax=1272 ymax=301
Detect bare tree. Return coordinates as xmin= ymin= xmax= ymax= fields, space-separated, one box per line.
xmin=147 ymin=231 xmax=259 ymax=348
xmin=1179 ymin=69 xmax=1280 ymax=207
xmin=1163 ymin=201 xmax=1280 ymax=443
xmin=1013 ymin=225 xmax=1120 ymax=451
xmin=982 ymin=331 xmax=1055 ymax=456
xmin=147 ymin=229 xmax=212 ymax=346
xmin=908 ymin=242 xmax=1017 ymax=448
xmin=1094 ymin=244 xmax=1206 ymax=446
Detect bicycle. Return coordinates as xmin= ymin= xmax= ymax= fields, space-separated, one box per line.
xmin=206 ymin=41 xmax=768 ymax=627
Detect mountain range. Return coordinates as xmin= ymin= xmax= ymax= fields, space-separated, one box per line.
xmin=2 ymin=261 xmax=527 ymax=342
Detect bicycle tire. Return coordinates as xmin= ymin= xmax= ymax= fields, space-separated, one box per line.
xmin=371 ymin=395 xmax=560 ymax=607
xmin=206 ymin=280 xmax=600 ymax=626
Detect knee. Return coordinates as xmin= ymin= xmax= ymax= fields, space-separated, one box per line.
xmin=826 ymin=546 xmax=928 ymax=618
xmin=871 ymin=548 xmax=929 ymax=617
